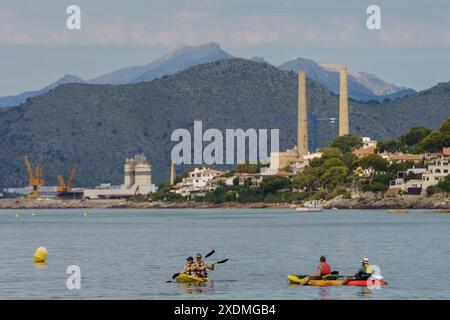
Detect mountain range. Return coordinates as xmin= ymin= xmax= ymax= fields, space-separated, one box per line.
xmin=0 ymin=58 xmax=448 ymax=188
xmin=278 ymin=58 xmax=416 ymax=101
xmin=0 ymin=43 xmax=415 ymax=108
xmin=0 ymin=74 xmax=83 ymax=109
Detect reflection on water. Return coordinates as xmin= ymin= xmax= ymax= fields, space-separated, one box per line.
xmin=0 ymin=208 xmax=449 ymax=299
xmin=358 ymin=287 xmax=374 ymax=298
xmin=178 ymin=281 xmax=215 ymax=296
xmin=33 ymin=262 xmax=48 ymax=269
xmin=318 ymin=287 xmax=331 ymax=300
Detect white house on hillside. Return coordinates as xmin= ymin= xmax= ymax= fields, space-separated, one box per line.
xmin=174 ymin=167 xmax=225 ymax=197
xmin=421 ymin=158 xmax=450 ymax=193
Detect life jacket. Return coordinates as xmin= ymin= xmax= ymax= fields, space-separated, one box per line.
xmin=185 ymin=264 xmax=193 ymax=275
xmin=195 ymin=260 xmax=207 ymax=277
xmin=320 ymin=262 xmax=331 ymax=276
xmin=364 ymin=264 xmax=373 ymax=275
xmin=356 ymin=264 xmax=373 ymax=279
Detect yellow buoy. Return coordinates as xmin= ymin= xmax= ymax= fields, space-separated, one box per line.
xmin=83 ymin=210 xmax=88 ymax=217
xmin=34 ymin=247 xmax=48 ymax=263
xmin=31 ymin=213 xmax=36 ymax=217
xmin=15 ymin=214 xmax=19 ymax=218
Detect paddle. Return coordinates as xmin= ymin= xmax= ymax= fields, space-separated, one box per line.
xmin=297 ymin=270 xmax=339 ymax=285
xmin=204 ymin=250 xmax=216 ymax=259
xmin=167 ymin=258 xmax=228 ymax=282
xmin=167 ymin=250 xmax=216 ymax=282
xmin=212 ymin=259 xmax=228 ymax=265
xmin=296 ymin=271 xmax=339 ymax=278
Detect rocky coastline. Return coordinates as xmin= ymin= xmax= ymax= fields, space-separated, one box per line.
xmin=0 ymin=195 xmax=448 ymax=210
xmin=323 ymin=194 xmax=449 ymax=209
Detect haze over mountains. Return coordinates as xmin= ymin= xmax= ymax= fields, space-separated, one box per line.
xmin=0 ymin=59 xmax=448 ymax=188
xmin=278 ymin=57 xmax=415 ymax=101
xmin=0 ymin=43 xmax=416 ymax=108
xmin=87 ymin=42 xmax=233 ymax=85
xmin=0 ymin=74 xmax=83 ymax=109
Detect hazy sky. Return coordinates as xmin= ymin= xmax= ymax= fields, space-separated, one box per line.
xmin=1 ymin=0 xmax=450 ymax=95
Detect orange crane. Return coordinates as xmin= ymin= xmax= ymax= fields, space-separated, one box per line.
xmin=56 ymin=165 xmax=77 ymax=193
xmin=23 ymin=155 xmax=44 ymax=198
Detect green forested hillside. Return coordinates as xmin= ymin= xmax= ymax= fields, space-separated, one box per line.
xmin=0 ymin=59 xmax=448 ymax=187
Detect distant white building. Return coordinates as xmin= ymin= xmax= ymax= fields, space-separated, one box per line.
xmin=84 ymin=154 xmax=157 ymax=199
xmin=267 ymin=148 xmax=322 ymax=175
xmin=421 ymin=158 xmax=450 ymax=192
xmin=362 ymin=137 xmax=377 ymax=149
xmin=388 ymin=159 xmax=449 ymax=196
xmin=174 ymin=167 xmax=225 ymax=197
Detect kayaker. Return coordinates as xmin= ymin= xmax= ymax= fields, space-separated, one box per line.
xmin=194 ymin=253 xmax=214 ymax=278
xmin=299 ymin=256 xmax=332 ymax=285
xmin=342 ymin=258 xmax=373 ymax=284
xmin=355 ymin=258 xmax=373 ymax=279
xmin=181 ymin=256 xmax=195 ymax=275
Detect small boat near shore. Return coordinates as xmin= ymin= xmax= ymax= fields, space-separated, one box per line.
xmin=433 ymin=209 xmax=450 ymax=214
xmin=296 ymin=200 xmax=323 ymax=212
xmin=387 ymin=209 xmax=409 ymax=214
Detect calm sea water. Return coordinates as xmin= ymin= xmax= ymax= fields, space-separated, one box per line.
xmin=0 ymin=208 xmax=449 ymax=299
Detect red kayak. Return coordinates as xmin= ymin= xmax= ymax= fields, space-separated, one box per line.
xmin=346 ymin=280 xmax=388 ymax=286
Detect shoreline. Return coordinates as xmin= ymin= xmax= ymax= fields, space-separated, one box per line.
xmin=0 ymin=196 xmax=448 ymax=210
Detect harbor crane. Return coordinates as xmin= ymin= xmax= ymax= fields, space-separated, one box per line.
xmin=23 ymin=155 xmax=44 ymax=198
xmin=56 ymin=165 xmax=77 ymax=193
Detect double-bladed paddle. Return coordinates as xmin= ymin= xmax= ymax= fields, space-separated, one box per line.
xmin=167 ymin=250 xmax=216 ymax=282
xmin=212 ymin=259 xmax=228 ymax=265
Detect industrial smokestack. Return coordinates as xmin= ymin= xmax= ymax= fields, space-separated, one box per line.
xmin=297 ymin=71 xmax=308 ymax=156
xmin=339 ymin=67 xmax=349 ymax=136
xmin=170 ymin=160 xmax=175 ymax=186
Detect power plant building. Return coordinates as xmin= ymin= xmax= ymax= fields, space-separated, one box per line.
xmin=84 ymin=154 xmax=156 ymax=199
xmin=124 ymin=153 xmax=153 ymax=189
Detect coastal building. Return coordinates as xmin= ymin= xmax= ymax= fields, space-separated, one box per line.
xmin=2 ymin=186 xmax=63 ymax=198
xmin=421 ymin=158 xmax=450 ymax=193
xmin=381 ymin=152 xmax=423 ymax=164
xmin=174 ymin=167 xmax=225 ymax=197
xmin=387 ymin=159 xmax=449 ymax=196
xmin=362 ymin=137 xmax=377 ymax=148
xmin=353 ymin=146 xmax=376 ymax=158
xmin=124 ymin=154 xmax=153 ymax=189
xmin=443 ymin=147 xmax=450 ymax=158
xmin=352 ymin=137 xmax=377 ymax=158
xmin=84 ymin=154 xmax=157 ymax=199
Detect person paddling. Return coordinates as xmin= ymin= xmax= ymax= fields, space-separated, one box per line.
xmin=299 ymin=256 xmax=332 ymax=285
xmin=181 ymin=256 xmax=195 ymax=275
xmin=194 ymin=253 xmax=214 ymax=278
xmin=342 ymin=258 xmax=373 ymax=285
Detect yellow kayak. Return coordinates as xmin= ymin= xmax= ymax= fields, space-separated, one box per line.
xmin=175 ymin=273 xmax=208 ymax=283
xmin=287 ymin=275 xmax=344 ymax=286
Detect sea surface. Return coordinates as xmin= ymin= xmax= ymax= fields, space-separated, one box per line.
xmin=0 ymin=208 xmax=449 ymax=299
